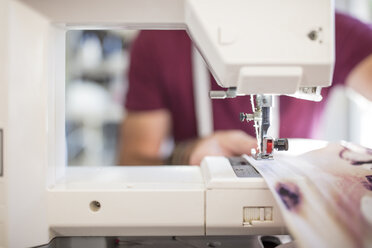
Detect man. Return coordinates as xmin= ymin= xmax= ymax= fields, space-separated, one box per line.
xmin=119 ymin=12 xmax=372 ymax=165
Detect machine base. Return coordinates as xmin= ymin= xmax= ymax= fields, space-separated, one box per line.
xmin=37 ymin=235 xmax=294 ymax=248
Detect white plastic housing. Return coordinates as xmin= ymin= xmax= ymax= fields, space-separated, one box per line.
xmin=201 ymin=157 xmax=286 ymax=235
xmin=186 ymin=0 xmax=335 ymax=95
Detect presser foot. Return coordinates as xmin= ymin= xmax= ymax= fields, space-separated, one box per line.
xmin=253 ymin=153 xmax=274 ymax=160
xmin=251 ymin=138 xmax=289 ymax=160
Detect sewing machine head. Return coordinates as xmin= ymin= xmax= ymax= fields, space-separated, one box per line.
xmin=191 ymin=1 xmax=335 ymax=159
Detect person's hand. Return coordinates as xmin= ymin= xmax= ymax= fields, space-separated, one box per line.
xmin=189 ymin=130 xmax=257 ymax=165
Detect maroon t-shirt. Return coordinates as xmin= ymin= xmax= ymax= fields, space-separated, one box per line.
xmin=126 ymin=12 xmax=372 ymax=142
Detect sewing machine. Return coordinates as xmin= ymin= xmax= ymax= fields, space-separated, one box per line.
xmin=0 ymin=0 xmax=334 ymax=247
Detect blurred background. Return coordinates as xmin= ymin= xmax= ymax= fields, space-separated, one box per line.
xmin=65 ymin=30 xmax=137 ymax=166
xmin=65 ymin=0 xmax=372 ymax=166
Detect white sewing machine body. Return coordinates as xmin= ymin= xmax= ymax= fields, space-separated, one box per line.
xmin=48 ymin=159 xmax=285 ymax=237
xmin=0 ymin=0 xmax=334 ymax=247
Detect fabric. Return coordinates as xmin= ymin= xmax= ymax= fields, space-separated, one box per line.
xmin=126 ymin=12 xmax=372 ymax=142
xmin=250 ymin=142 xmax=372 ymax=248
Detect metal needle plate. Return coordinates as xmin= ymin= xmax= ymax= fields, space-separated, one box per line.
xmin=228 ymin=157 xmax=261 ymax=178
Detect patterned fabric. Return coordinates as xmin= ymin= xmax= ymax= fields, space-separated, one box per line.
xmin=251 ymin=142 xmax=372 ymax=248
